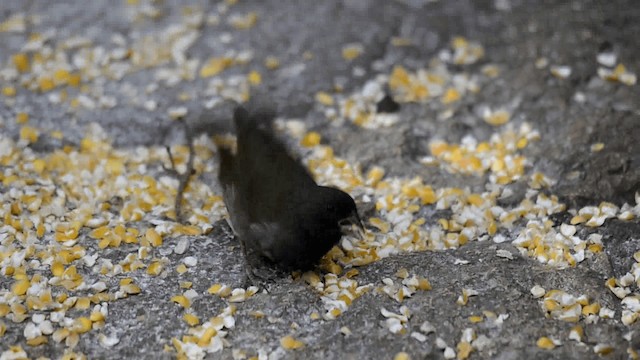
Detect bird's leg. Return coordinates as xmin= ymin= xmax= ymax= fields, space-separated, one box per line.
xmin=237 ymin=241 xmax=284 ymax=292
xmin=241 ymin=250 xmax=277 ymax=292
xmin=162 ymin=118 xmax=196 ymax=223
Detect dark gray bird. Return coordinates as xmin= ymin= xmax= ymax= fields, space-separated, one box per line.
xmin=218 ymin=106 xmax=363 ymax=273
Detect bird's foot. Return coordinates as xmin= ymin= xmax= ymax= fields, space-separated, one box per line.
xmin=242 ymin=264 xmax=288 ymax=293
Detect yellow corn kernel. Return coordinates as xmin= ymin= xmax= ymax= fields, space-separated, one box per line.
xmin=229 ymin=11 xmax=258 ymax=30
xmin=20 ymin=126 xmax=39 ymax=143
xmin=588 ymin=244 xmax=602 ymax=253
xmin=121 ymin=284 xmax=141 ymax=295
xmin=176 ymin=264 xmax=188 ymax=274
xmin=39 ymin=77 xmax=55 ymax=92
xmin=536 ymin=337 xmax=555 ymax=350
xmin=582 ymin=302 xmax=600 ymax=315
xmin=467 ymin=194 xmax=484 ymax=206
xmin=342 ymin=44 xmax=363 ymax=61
xmin=389 ymin=66 xmax=410 ymax=89
xmin=457 ymin=341 xmax=473 ymax=359
xmin=74 ymin=317 xmax=92 ymax=333
xmin=247 ymin=70 xmax=261 ymax=85
xmin=16 ymin=112 xmax=29 ymax=124
xmin=280 ymin=335 xmax=304 ymax=350
xmin=12 ymin=280 xmax=30 ymax=296
xmin=147 ymin=262 xmax=163 ymax=276
xmin=315 ymin=92 xmax=334 ymax=106
xmin=394 ymin=352 xmax=410 ymax=360
xmin=570 ymin=215 xmax=585 ymax=225
xmin=198 ymin=328 xmax=217 ymax=346
xmin=484 ymin=110 xmax=510 ymax=126
xmin=265 ymin=56 xmax=280 ymax=70
xmin=183 ymin=313 xmax=200 ymax=326
xmin=418 ymin=187 xmax=437 ymax=205
xmin=90 ymin=311 xmax=105 ymax=322
xmin=51 ymin=262 xmax=64 ymax=277
xmin=2 ymin=86 xmax=16 ymax=97
xmin=75 ymin=297 xmax=90 ymax=309
xmin=13 ymin=53 xmax=30 ymax=72
xmin=68 ymin=73 xmax=82 ymax=87
xmin=325 ymin=261 xmax=342 ymax=275
xmin=594 ymin=344 xmax=614 ymax=355
xmin=442 ymin=88 xmax=460 ymax=104
xmin=200 ymin=57 xmax=233 ymax=78
xmin=417 ymin=278 xmax=432 ymax=291
xmin=208 ymin=284 xmax=223 ymax=294
xmin=26 ymin=335 xmax=48 ymax=346
xmin=369 ymin=218 xmax=390 ymax=233
xmin=301 ymin=132 xmax=321 ymax=147
xmin=146 ymin=228 xmax=162 ymax=247
xmin=469 ymin=315 xmax=483 ymax=323
xmin=171 ymin=295 xmax=191 ymax=308
xmin=53 ymin=69 xmax=70 ymax=84
xmin=543 ymin=299 xmax=560 ymax=311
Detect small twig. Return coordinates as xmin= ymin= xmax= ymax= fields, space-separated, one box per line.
xmin=164 ymin=118 xmax=196 ymax=223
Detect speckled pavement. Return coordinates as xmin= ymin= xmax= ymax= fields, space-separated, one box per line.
xmin=1 ymin=1 xmax=639 ymax=359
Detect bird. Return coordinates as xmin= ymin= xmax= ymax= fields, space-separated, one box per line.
xmin=218 ymin=106 xmax=363 ymax=276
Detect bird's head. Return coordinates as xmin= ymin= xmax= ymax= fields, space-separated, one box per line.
xmin=317 ymin=186 xmax=365 ymax=238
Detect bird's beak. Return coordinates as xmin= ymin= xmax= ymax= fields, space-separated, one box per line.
xmin=340 ymin=210 xmax=366 ymax=239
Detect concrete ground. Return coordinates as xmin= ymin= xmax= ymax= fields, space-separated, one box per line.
xmin=0 ymin=0 xmax=639 ymax=359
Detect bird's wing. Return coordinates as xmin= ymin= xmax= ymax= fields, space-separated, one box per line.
xmin=218 ymin=147 xmax=248 ymax=235
xmin=233 ymin=108 xmax=317 ymax=223
xmin=245 ymin=221 xmax=283 ymax=262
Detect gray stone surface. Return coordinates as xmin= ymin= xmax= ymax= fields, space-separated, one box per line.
xmin=1 ymin=0 xmax=639 ymax=359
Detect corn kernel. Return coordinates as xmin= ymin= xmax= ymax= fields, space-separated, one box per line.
xmin=265 ymin=56 xmax=280 ymax=70
xmin=247 ymin=70 xmax=261 ymax=85
xmin=20 ymin=126 xmax=39 ymax=143
xmin=13 ymin=53 xmax=30 ymax=72
xmin=171 ymin=295 xmax=191 ymax=308
xmin=301 ymin=132 xmax=321 ymax=147
xmin=394 ymin=352 xmax=410 ymax=360
xmin=484 ymin=110 xmax=510 ymax=126
xmin=342 ymin=44 xmax=363 ymax=61
xmin=536 ymin=337 xmax=555 ymax=350
xmin=90 ymin=311 xmax=105 ymax=322
xmin=146 ymin=228 xmax=162 ymax=247
xmin=200 ymin=57 xmax=233 ymax=78
xmin=198 ymin=328 xmax=217 ymax=346
xmin=417 ymin=278 xmax=432 ymax=291
xmin=442 ymin=88 xmax=460 ymax=104
xmin=183 ymin=313 xmax=200 ymax=326
xmin=229 ymin=12 xmax=258 ymax=30
xmin=280 ymin=335 xmax=304 ymax=350
xmin=26 ymin=335 xmax=48 ymax=346
xmin=176 ymin=264 xmax=188 ymax=274
xmin=314 ymin=91 xmax=334 ymax=106
xmin=147 ymin=262 xmax=163 ymax=276
xmin=74 ymin=317 xmax=92 ymax=333
xmin=12 ymin=280 xmax=30 ymax=296
xmin=39 ymin=77 xmax=55 ymax=92
xmin=2 ymin=86 xmax=16 ymax=97
xmin=582 ymin=302 xmax=600 ymax=315
xmin=75 ymin=297 xmax=90 ymax=309
xmin=457 ymin=341 xmax=473 ymax=359
xmin=16 ymin=112 xmax=29 ymax=124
